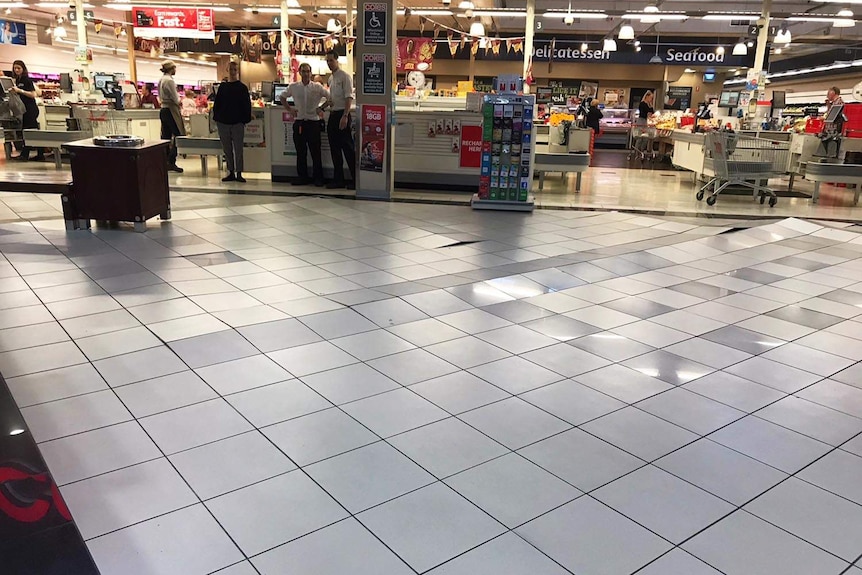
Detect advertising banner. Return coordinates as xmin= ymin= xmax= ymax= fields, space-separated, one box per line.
xmin=665 ymin=86 xmax=693 ymax=110
xmin=133 ymin=7 xmax=214 ymax=39
xmin=0 ymin=19 xmax=26 ymax=45
xmin=396 ymin=38 xmax=434 ymax=72
xmin=360 ymin=104 xmax=386 ymax=173
xmin=459 ymin=125 xmax=483 ymax=168
xmin=242 ymin=32 xmax=262 ymax=63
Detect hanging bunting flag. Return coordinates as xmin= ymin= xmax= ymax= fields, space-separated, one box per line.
xmin=93 ymin=19 xmax=102 ymax=33
xmin=433 ymin=24 xmax=439 ymax=38
xmin=193 ymin=37 xmax=199 ymax=44
xmin=214 ymin=32 xmax=220 ymax=44
xmin=513 ymin=38 xmax=523 ymax=53
xmin=492 ymin=39 xmax=501 ymax=55
xmin=419 ymin=16 xmax=425 ymax=35
xmin=324 ymin=37 xmax=333 ymax=51
xmin=470 ymin=40 xmax=478 ymax=56
xmin=431 ymin=41 xmax=437 ymax=55
xmin=525 ymin=56 xmax=534 ymax=85
xmin=484 ymin=41 xmax=491 ymax=55
xmin=347 ymin=38 xmax=355 ymax=53
xmin=268 ymin=31 xmax=277 ymax=46
xmin=447 ymin=33 xmax=456 ymax=57
xmin=113 ymin=24 xmax=122 ymax=37
xmin=459 ymin=34 xmax=465 ymax=51
xmin=229 ymin=31 xmax=238 ymax=45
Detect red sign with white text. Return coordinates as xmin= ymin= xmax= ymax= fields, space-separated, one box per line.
xmin=133 ymin=7 xmax=214 ymax=39
xmin=360 ymin=104 xmax=386 ymax=173
xmin=459 ymin=125 xmax=482 ymax=168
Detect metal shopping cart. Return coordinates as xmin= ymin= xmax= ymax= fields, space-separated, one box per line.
xmin=696 ymin=131 xmax=790 ymax=207
xmin=628 ymin=125 xmax=658 ymax=162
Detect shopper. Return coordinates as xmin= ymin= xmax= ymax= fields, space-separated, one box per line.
xmin=280 ymin=62 xmax=329 ymax=186
xmin=322 ymin=51 xmax=356 ymax=189
xmin=584 ymin=97 xmax=603 ymax=134
xmin=637 ymin=91 xmax=656 ymax=124
xmin=158 ymin=60 xmax=185 ymax=173
xmin=140 ymin=82 xmax=159 ymax=108
xmin=212 ymin=61 xmax=251 ymax=183
xmin=826 ymin=86 xmax=844 ymax=111
xmin=9 ymin=60 xmax=44 ymax=162
xmin=181 ymin=89 xmax=198 ymax=117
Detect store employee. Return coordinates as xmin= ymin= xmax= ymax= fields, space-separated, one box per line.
xmin=281 ymin=62 xmax=329 ymax=187
xmin=322 ymin=51 xmax=356 ymax=189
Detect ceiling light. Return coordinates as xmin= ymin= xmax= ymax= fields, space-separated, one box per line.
xmin=775 ymin=28 xmax=791 ymax=43
xmin=0 ymin=2 xmax=27 ymax=7
xmin=543 ymin=11 xmax=607 ymax=19
xmin=684 ymin=68 xmax=696 ymax=73
xmin=37 ymin=2 xmax=94 ymax=6
xmin=564 ymin=14 xmax=574 ymax=25
xmin=702 ymin=14 xmax=759 ymax=21
xmin=603 ymin=38 xmax=617 ymax=52
xmin=837 ymin=9 xmax=854 ymax=17
xmin=469 ymin=10 xmax=525 ymax=17
xmin=832 ymin=18 xmax=855 ymax=27
xmin=644 ymin=5 xmax=659 ymax=13
xmin=618 ymin=24 xmax=635 ymax=40
xmin=53 ymin=25 xmax=66 ymax=38
xmin=469 ymin=20 xmax=485 ymax=36
xmin=4 ymin=7 xmax=10 ymax=13
xmin=733 ymin=41 xmax=747 ymax=55
xmin=401 ymin=9 xmax=453 ymax=15
xmin=621 ymin=13 xmax=688 ymax=21
xmin=326 ymin=18 xmax=340 ymax=31
xmin=774 ymin=47 xmax=783 ymax=54
xmin=581 ymin=42 xmax=588 ymax=51
xmin=458 ymin=0 xmax=474 ymax=9
xmin=747 ymin=40 xmax=754 ymax=47
xmin=243 ymin=7 xmax=303 ymax=14
xmin=716 ymin=45 xmax=725 ymax=55
xmin=786 ymin=16 xmax=851 ymax=23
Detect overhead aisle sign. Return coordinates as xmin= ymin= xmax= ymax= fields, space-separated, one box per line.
xmin=132 ymin=7 xmax=214 ymax=39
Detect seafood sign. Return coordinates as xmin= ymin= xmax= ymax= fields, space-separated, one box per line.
xmin=396 ymin=38 xmax=434 ymax=72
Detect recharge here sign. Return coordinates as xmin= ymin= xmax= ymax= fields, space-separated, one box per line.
xmin=133 ymin=7 xmax=214 ymax=39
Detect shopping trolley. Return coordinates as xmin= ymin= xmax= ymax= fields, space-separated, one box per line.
xmin=696 ymin=131 xmax=790 ymax=207
xmin=628 ymin=125 xmax=658 ymax=162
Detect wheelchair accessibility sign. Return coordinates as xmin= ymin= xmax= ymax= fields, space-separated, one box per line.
xmin=363 ymin=2 xmax=387 ymax=45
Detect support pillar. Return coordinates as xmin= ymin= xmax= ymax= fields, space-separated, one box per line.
xmin=354 ymin=0 xmax=396 ymax=200
xmin=280 ymin=0 xmax=291 ymax=81
xmin=752 ymin=0 xmax=771 ymax=100
xmin=74 ymin=0 xmax=89 ymax=81
xmin=126 ymin=24 xmax=137 ymax=84
xmin=523 ymin=0 xmax=535 ymax=93
xmin=344 ymin=0 xmax=355 ymax=74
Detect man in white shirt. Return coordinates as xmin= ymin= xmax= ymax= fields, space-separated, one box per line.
xmin=322 ymin=51 xmax=356 ymax=189
xmin=158 ymin=60 xmax=185 ymax=173
xmin=281 ymin=62 xmax=329 ymax=186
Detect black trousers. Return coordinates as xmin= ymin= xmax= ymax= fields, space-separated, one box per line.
xmin=160 ymin=108 xmax=182 ymax=165
xmin=293 ymin=120 xmax=323 ymax=183
xmin=327 ymin=110 xmax=356 ymax=183
xmin=19 ymin=109 xmax=42 ymax=159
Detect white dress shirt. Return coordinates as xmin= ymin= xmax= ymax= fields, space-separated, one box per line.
xmin=328 ymin=68 xmax=354 ymax=112
xmin=283 ymin=80 xmax=329 ymax=121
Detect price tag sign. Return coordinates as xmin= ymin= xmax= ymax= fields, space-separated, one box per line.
xmin=363 ymin=2 xmax=387 ymax=45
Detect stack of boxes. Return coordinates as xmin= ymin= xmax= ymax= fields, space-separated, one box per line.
xmin=479 ymin=94 xmax=535 ymax=202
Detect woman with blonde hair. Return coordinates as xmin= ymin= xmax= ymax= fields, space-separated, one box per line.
xmin=637 ymin=90 xmax=656 ymax=124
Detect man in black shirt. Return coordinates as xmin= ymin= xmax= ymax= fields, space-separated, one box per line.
xmin=212 ymin=61 xmax=252 ymax=182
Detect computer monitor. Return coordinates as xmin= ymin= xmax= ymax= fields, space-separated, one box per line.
xmin=719 ymin=90 xmax=739 ymax=107
xmin=272 ymin=83 xmax=289 ymax=103
xmin=772 ymin=90 xmax=786 ymax=109
xmin=261 ymin=81 xmax=273 ymax=101
xmin=703 ymin=72 xmax=716 ymax=83
xmin=94 ymin=74 xmax=114 ymax=90
xmin=0 ymin=76 xmax=13 ymax=97
xmin=60 ymin=73 xmax=72 ymax=93
xmin=825 ymin=103 xmax=845 ymax=123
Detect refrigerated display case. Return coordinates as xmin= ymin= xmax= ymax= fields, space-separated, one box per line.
xmin=597 ymin=108 xmax=633 ymax=147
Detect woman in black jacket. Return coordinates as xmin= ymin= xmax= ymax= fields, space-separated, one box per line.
xmin=213 ymin=61 xmax=252 ymax=182
xmin=9 ymin=60 xmax=44 ymax=161
xmin=584 ymin=97 xmax=603 ymax=134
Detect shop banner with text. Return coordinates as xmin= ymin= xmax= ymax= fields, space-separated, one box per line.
xmin=133 ymin=7 xmax=214 ymax=39
xmin=396 ymin=38 xmax=434 ymax=72
xmin=459 ymin=125 xmax=482 ymax=168
xmin=360 ymin=105 xmax=386 ymax=173
xmin=0 ymin=19 xmax=26 ymax=45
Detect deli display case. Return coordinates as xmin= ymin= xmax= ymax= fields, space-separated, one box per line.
xmin=597 ymin=108 xmax=633 ymax=148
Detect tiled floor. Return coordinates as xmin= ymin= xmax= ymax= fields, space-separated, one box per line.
xmin=2 ymin=193 xmax=862 ymax=575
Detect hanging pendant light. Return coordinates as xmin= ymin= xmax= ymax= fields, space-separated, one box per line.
xmin=775 ymin=28 xmax=791 ymax=44
xmin=716 ymin=45 xmax=725 ymax=55
xmin=649 ymin=33 xmax=662 ymax=63
xmin=732 ymin=40 xmax=747 ymax=55
xmin=603 ymin=38 xmax=617 ymax=52
xmin=618 ymin=24 xmax=635 ymax=40
xmin=469 ymin=20 xmax=485 ymax=37
xmin=326 ymin=18 xmax=341 ymax=32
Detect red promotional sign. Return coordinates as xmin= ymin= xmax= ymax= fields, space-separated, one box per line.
xmin=396 ymin=38 xmax=434 ymax=72
xmin=360 ymin=104 xmax=386 ymax=173
xmin=133 ymin=7 xmax=214 ymax=39
xmin=459 ymin=125 xmax=482 ymax=168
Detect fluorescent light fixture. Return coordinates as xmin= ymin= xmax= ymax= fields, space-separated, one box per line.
xmin=467 ymin=10 xmax=525 ymax=17
xmin=832 ymin=18 xmax=855 ymax=27
xmin=775 ymin=29 xmax=791 ymax=43
xmin=684 ymin=68 xmax=696 ymax=73
xmin=774 ymin=47 xmax=782 ymax=54
xmin=603 ymin=38 xmax=617 ymax=51
xmin=37 ymin=2 xmax=93 ymax=6
xmin=399 ymin=9 xmax=453 ymax=15
xmin=458 ymin=0 xmax=474 ymax=9
xmin=787 ymin=16 xmax=854 ymax=23
xmin=702 ymin=14 xmax=759 ymax=21
xmin=618 ymin=24 xmax=635 ymax=40
xmin=0 ymin=2 xmax=28 ymax=7
xmin=621 ymin=13 xmax=688 ymax=20
xmin=9 ymin=429 xmax=24 ymax=436
xmin=733 ymin=42 xmax=747 ymax=55
xmin=644 ymin=5 xmax=659 ymax=13
xmin=243 ymin=7 xmax=303 ymax=14
xmin=542 ymin=11 xmax=607 ymax=19
xmin=837 ymin=9 xmax=854 ymax=17
xmin=469 ymin=21 xmax=485 ymax=36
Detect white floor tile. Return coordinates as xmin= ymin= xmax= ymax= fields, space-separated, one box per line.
xmin=253 ymin=518 xmax=414 ymax=575
xmin=357 ymin=482 xmax=507 ymax=573
xmin=425 ymin=336 xmax=512 ymax=369
xmin=195 ymin=354 xmax=292 ymax=395
xmin=92 ymin=346 xmax=188 ymax=388
xmin=263 ymin=407 xmax=379 ymax=466
xmin=796 ymin=379 xmax=862 ymax=419
xmin=169 ymin=431 xmax=296 ymax=500
xmin=61 ymin=457 xmax=197 ymax=539
xmin=21 ymin=389 xmax=132 ymax=443
xmin=459 ymin=397 xmax=571 ymax=450
xmin=636 ymin=549 xmax=723 ymax=575
xmin=574 ymin=364 xmax=674 ymax=404
xmin=6 ymin=363 xmax=107 ymax=408
xmin=139 ymin=398 xmax=253 ymax=455
xmin=468 ymin=356 xmax=564 ymax=394
xmin=331 ymin=329 xmax=416 ymax=360
xmin=77 ymin=326 xmax=162 ymax=362
xmin=226 ymin=379 xmax=331 ymax=427
xmin=516 ymin=496 xmax=672 ymax=575
xmin=236 ymin=318 xmax=322 ymax=352
xmin=115 ymin=371 xmax=217 ymax=418
xmin=267 ymin=340 xmax=359 ymax=377
xmin=410 ymin=371 xmax=511 ymax=414
xmin=520 ymin=343 xmax=611 ymax=378
xmin=386 ymin=317 xmax=467 ymax=347
xmin=637 ymin=387 xmax=745 ymax=435
xmin=426 ymin=532 xmax=571 ymax=575
xmin=88 ymin=504 xmax=243 ymax=575
xmin=0 ymin=340 xmax=88 ymax=378
xmin=445 ymin=453 xmax=580 ymax=528
xmin=367 ymin=348 xmax=459 ymax=385
xmin=341 ymin=388 xmax=449 ymax=438
xmin=756 ymin=396 xmax=862 ymax=446
xmin=581 ymin=407 xmax=698 ymax=461
xmin=169 ymin=329 xmax=259 ymax=369
xmin=207 ymin=471 xmax=348 ymax=556
xmin=520 ymin=379 xmax=627 ymax=426
xmin=798 ymin=449 xmax=862 ymax=507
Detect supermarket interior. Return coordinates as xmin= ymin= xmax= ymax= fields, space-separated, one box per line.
xmin=3 ymin=1 xmax=862 ymax=575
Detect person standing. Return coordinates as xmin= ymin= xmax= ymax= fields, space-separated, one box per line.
xmin=140 ymin=82 xmax=159 ymax=108
xmin=158 ymin=60 xmax=185 ymax=173
xmin=826 ymin=86 xmax=844 ymax=112
xmin=584 ymin=97 xmax=603 ymax=134
xmin=322 ymin=51 xmax=356 ymax=189
xmin=637 ymin=91 xmax=656 ymax=125
xmin=213 ymin=61 xmax=251 ymax=183
xmin=9 ymin=60 xmax=44 ymax=162
xmin=280 ymin=62 xmax=329 ymax=186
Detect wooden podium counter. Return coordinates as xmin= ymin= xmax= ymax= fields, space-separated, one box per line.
xmin=63 ymin=139 xmax=171 ymax=232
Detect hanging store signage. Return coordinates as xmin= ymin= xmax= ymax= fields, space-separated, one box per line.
xmin=363 ymin=2 xmax=387 ymax=46
xmin=396 ymin=38 xmax=434 ymax=72
xmin=67 ymin=10 xmax=95 ymax=23
xmin=665 ymin=86 xmax=692 ymax=111
xmin=360 ymin=104 xmax=386 ymax=173
xmin=362 ymin=53 xmax=386 ymax=95
xmin=132 ymin=7 xmax=214 ymax=40
xmin=459 ymin=125 xmax=483 ymax=169
xmin=0 ymin=19 xmax=26 ymax=45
